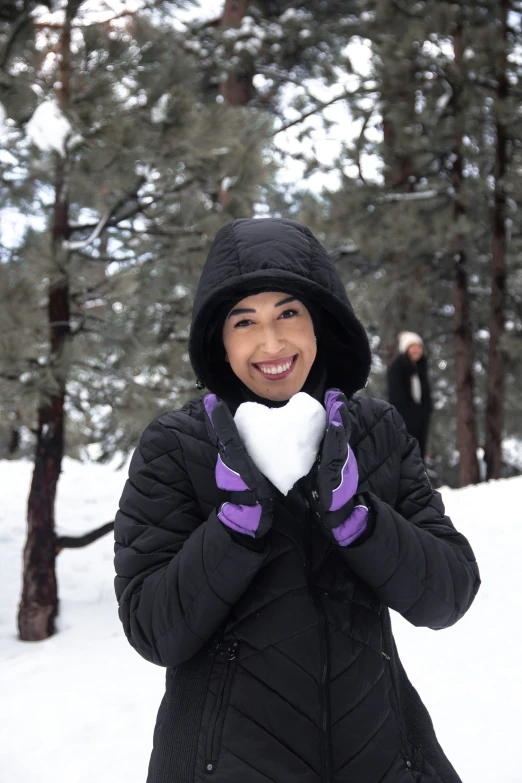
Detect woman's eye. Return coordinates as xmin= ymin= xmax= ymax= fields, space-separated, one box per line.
xmin=279 ymin=309 xmax=298 ymax=319
xmin=233 ymin=319 xmax=252 ymax=328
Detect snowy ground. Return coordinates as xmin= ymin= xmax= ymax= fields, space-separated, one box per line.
xmin=0 ymin=457 xmax=520 ymax=783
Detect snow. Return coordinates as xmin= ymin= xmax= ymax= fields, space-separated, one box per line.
xmin=151 ymin=93 xmax=170 ymax=124
xmin=234 ymin=392 xmax=326 ymax=494
xmin=26 ymin=101 xmax=77 ymax=156
xmin=503 ymin=437 xmax=522 ymax=470
xmin=220 ymin=175 xmax=238 ymax=192
xmin=0 ymin=458 xmax=521 ymax=782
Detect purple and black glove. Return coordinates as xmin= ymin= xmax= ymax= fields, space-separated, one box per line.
xmin=312 ymin=390 xmax=369 ymax=547
xmin=204 ymin=394 xmax=275 ymax=539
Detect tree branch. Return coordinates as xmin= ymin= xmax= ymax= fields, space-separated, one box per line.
xmin=67 ymin=178 xmax=198 ymax=243
xmin=272 ymin=91 xmax=353 ymax=137
xmin=63 ymin=176 xmax=147 ymax=251
xmin=123 ymin=226 xmax=202 ymax=238
xmin=0 ymin=7 xmax=32 ymax=71
xmin=55 ymin=521 xmax=114 ymax=553
xmin=354 ymin=103 xmax=377 ymax=185
xmin=271 ymin=86 xmax=378 ymax=137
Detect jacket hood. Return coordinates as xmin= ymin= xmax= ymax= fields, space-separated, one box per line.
xmin=188 ymin=218 xmax=371 ymax=400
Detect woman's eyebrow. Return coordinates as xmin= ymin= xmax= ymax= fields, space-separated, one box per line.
xmin=227 ymin=297 xmax=296 ymax=318
xmin=228 ymin=307 xmax=256 ymax=318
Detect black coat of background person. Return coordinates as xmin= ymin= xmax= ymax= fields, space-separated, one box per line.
xmin=388 ymin=352 xmax=432 ymax=458
xmin=114 ymin=219 xmax=480 ymax=783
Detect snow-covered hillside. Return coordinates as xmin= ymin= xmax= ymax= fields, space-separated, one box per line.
xmin=1 ymin=458 xmax=519 ymax=783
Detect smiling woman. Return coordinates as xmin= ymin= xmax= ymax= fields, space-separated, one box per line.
xmin=114 ymin=218 xmax=480 ymax=783
xmin=222 ymin=292 xmax=317 ymax=401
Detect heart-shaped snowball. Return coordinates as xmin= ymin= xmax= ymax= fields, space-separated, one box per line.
xmin=234 ymin=392 xmax=326 ymax=495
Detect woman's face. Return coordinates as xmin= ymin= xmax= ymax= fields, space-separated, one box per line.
xmin=222 ymin=291 xmax=317 ymax=401
xmin=407 ymin=343 xmax=423 ymax=363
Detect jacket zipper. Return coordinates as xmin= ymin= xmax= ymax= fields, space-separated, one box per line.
xmin=380 ymin=612 xmax=414 ymax=774
xmin=316 ymin=596 xmax=332 ymax=783
xmin=205 ymin=641 xmax=239 ymax=774
xmin=304 ymin=495 xmax=332 ymax=783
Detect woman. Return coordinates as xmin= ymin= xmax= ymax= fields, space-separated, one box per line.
xmin=387 ymin=332 xmax=432 ymax=459
xmin=114 ymin=218 xmax=480 ymax=783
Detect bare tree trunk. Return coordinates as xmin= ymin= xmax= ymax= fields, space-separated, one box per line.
xmin=452 ymin=22 xmax=480 ymax=487
xmin=17 ymin=4 xmax=75 ymax=641
xmin=485 ymin=0 xmax=509 ymax=480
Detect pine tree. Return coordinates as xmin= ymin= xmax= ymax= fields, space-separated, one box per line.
xmin=316 ymin=0 xmax=522 ymax=486
xmin=1 ymin=0 xmax=272 ymax=640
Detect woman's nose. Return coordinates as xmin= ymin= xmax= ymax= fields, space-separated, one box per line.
xmin=259 ymin=326 xmax=284 ymax=354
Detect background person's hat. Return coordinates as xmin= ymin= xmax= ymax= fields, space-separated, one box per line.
xmin=398 ymin=331 xmax=424 ymax=354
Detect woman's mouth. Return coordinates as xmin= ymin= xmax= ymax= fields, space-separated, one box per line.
xmin=253 ymin=355 xmax=297 ymax=381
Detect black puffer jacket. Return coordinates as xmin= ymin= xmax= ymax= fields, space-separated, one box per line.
xmin=114 ymin=219 xmax=480 ymax=783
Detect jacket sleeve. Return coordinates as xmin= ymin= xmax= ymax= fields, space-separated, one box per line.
xmin=339 ymin=408 xmax=480 ymax=630
xmin=114 ymin=417 xmax=270 ymax=668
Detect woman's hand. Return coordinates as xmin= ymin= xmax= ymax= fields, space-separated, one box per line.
xmin=312 ymin=390 xmax=368 ymax=546
xmin=204 ymin=394 xmax=275 ymax=538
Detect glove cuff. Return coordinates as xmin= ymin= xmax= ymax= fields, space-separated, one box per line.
xmin=332 ymin=505 xmax=368 ymax=547
xmin=218 ymin=502 xmax=261 ymax=538
xmin=312 ymin=490 xmax=355 ymax=528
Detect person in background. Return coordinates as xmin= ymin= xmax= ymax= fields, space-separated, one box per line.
xmin=387 ymin=331 xmax=432 ymax=459
xmin=114 ymin=220 xmax=479 ymax=783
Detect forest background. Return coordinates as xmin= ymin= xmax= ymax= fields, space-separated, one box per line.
xmin=0 ymin=0 xmax=521 ymax=642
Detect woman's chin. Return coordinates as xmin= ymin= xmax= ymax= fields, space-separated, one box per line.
xmin=262 ymin=389 xmax=292 ymax=402
xmin=253 ymin=380 xmax=302 ymax=402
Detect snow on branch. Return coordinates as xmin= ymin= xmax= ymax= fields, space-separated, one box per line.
xmin=328 ymin=244 xmax=360 ymax=260
xmin=377 ymin=189 xmax=443 ymax=203
xmin=26 ymin=101 xmax=82 ymax=157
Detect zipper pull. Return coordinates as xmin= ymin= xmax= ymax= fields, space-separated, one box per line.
xmin=227 ymin=641 xmax=239 ymax=660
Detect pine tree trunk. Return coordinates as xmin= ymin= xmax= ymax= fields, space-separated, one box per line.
xmin=380 ymin=0 xmax=417 ymax=193
xmin=7 ymin=421 xmax=20 ymax=457
xmin=18 ymin=396 xmax=64 ymax=640
xmin=217 ymin=0 xmax=255 ymax=215
xmin=452 ymin=22 xmax=480 ymax=487
xmin=17 ymin=5 xmax=74 ymax=641
xmin=485 ymin=0 xmax=508 ymax=481
xmin=219 ymin=0 xmax=254 ymax=108
xmin=377 ymin=0 xmax=420 ymax=333
xmin=453 ymin=251 xmax=480 ymax=486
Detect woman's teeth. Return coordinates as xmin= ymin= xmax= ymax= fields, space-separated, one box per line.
xmin=257 ymin=358 xmax=294 ymax=375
